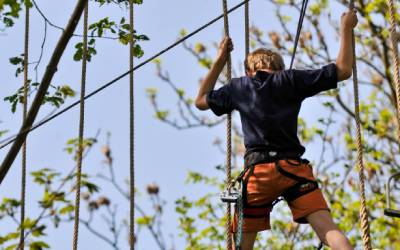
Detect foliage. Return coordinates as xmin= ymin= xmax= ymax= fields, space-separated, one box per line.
xmin=2 ymin=0 xmax=400 ymax=249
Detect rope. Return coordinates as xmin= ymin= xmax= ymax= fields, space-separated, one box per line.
xmin=289 ymin=0 xmax=309 ymax=69
xmin=245 ymin=0 xmax=250 ymax=57
xmin=222 ymin=1 xmax=232 ymax=249
xmin=72 ymin=2 xmax=88 ymax=249
xmin=129 ymin=1 xmax=135 ymax=249
xmin=0 ymin=1 xmax=250 ymax=175
xmin=386 ymin=0 xmax=400 ymax=145
xmin=349 ymin=0 xmax=372 ymax=249
xmin=235 ymin=194 xmax=243 ymax=249
xmin=232 ymin=2 xmax=250 ymax=249
xmin=19 ymin=3 xmax=30 ymax=249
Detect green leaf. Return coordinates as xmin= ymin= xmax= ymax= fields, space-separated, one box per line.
xmin=136 ymin=216 xmax=153 ymax=225
xmin=9 ymin=56 xmax=23 ymax=65
xmin=155 ymin=110 xmax=169 ymax=120
xmin=5 ymin=244 xmax=19 ymax=250
xmin=59 ymin=204 xmax=74 ymax=215
xmin=29 ymin=241 xmax=50 ymax=250
xmin=177 ymin=89 xmax=185 ymax=97
xmin=59 ymin=85 xmax=76 ymax=98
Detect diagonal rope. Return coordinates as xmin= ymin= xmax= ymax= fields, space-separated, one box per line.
xmin=386 ymin=0 xmax=400 ymax=144
xmin=129 ymin=1 xmax=135 ymax=249
xmin=222 ymin=1 xmax=232 ymax=249
xmin=289 ymin=0 xmax=309 ymax=69
xmin=19 ymin=2 xmax=30 ymax=249
xmin=349 ymin=0 xmax=372 ymax=249
xmin=245 ymin=0 xmax=250 ymax=57
xmin=0 ymin=1 xmax=250 ymax=186
xmin=72 ymin=1 xmax=88 ymax=249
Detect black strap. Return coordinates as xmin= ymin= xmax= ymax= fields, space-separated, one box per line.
xmin=242 ymin=164 xmax=255 ymax=207
xmin=275 ymin=160 xmax=319 ymax=202
xmin=282 ymin=181 xmax=318 ymax=202
xmin=243 ymin=213 xmax=268 ymax=219
xmin=275 ymin=159 xmax=314 ymax=183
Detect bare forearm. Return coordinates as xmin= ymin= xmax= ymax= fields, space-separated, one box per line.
xmin=195 ymin=57 xmax=226 ymax=110
xmin=336 ymin=27 xmax=354 ymax=81
xmin=336 ymin=10 xmax=358 ymax=81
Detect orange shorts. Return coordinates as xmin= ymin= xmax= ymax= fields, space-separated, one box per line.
xmin=233 ymin=159 xmax=329 ymax=233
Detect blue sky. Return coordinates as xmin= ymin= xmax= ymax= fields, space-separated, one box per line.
xmin=0 ymin=0 xmax=351 ymax=249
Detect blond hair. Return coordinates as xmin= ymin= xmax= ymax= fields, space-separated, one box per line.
xmin=245 ymin=48 xmax=285 ymax=73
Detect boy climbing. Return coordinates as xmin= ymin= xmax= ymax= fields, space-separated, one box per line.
xmin=195 ymin=10 xmax=358 ymax=250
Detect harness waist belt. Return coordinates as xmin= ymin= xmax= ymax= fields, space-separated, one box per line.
xmin=244 ymin=150 xmax=302 ymax=167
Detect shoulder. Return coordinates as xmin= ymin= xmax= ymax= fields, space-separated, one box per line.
xmin=289 ymin=63 xmax=337 ymax=78
xmin=228 ymin=76 xmax=251 ymax=90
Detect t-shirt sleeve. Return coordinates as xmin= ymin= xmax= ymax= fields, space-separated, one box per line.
xmin=291 ymin=63 xmax=338 ymax=98
xmin=206 ymin=82 xmax=234 ymax=116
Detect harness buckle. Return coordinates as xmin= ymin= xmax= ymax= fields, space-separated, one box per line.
xmin=220 ymin=188 xmax=241 ymax=203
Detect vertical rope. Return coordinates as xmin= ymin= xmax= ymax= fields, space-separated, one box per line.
xmin=72 ymin=2 xmax=88 ymax=249
xmin=129 ymin=1 xmax=135 ymax=249
xmin=386 ymin=0 xmax=400 ymax=144
xmin=349 ymin=1 xmax=372 ymax=249
xmin=222 ymin=1 xmax=232 ymax=249
xmin=19 ymin=2 xmax=30 ymax=249
xmin=244 ymin=0 xmax=250 ymax=57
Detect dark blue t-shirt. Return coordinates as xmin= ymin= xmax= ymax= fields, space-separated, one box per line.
xmin=206 ymin=63 xmax=338 ymax=156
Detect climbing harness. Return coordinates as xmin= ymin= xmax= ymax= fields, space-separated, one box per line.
xmin=242 ymin=151 xmax=317 ymax=208
xmin=221 ymin=149 xmax=319 ymax=249
xmin=276 ymin=160 xmax=319 ymax=202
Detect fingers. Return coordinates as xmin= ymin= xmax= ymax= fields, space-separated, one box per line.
xmin=342 ymin=9 xmax=357 ymax=17
xmin=227 ymin=38 xmax=234 ymax=52
xmin=221 ymin=36 xmax=234 ymax=52
xmin=341 ymin=9 xmax=358 ymax=28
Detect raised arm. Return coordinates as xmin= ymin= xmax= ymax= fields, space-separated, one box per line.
xmin=336 ymin=10 xmax=358 ymax=81
xmin=195 ymin=37 xmax=233 ymax=110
